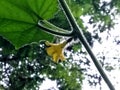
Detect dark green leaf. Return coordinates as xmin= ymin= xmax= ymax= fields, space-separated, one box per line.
xmin=0 ymin=0 xmax=58 ymax=49
xmin=0 ymin=36 xmax=14 ymax=55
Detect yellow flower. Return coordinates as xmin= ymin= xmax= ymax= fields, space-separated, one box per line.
xmin=45 ymin=40 xmax=67 ymax=63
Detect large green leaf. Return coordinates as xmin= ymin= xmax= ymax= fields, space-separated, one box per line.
xmin=0 ymin=0 xmax=58 ymax=49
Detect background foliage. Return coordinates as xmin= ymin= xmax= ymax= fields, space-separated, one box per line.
xmin=0 ymin=0 xmax=120 ymax=90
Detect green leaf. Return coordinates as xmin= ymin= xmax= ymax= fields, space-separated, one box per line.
xmin=27 ymin=0 xmax=58 ymax=20
xmin=0 ymin=0 xmax=58 ymax=49
xmin=73 ymin=44 xmax=82 ymax=52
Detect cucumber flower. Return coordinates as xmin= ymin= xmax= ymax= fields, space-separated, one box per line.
xmin=45 ymin=38 xmax=72 ymax=63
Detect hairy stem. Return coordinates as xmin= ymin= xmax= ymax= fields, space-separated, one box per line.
xmin=58 ymin=0 xmax=115 ymax=90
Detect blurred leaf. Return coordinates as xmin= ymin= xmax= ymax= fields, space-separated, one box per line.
xmin=0 ymin=36 xmax=14 ymax=55
xmin=0 ymin=41 xmax=83 ymax=90
xmin=105 ymin=65 xmax=114 ymax=72
xmin=77 ymin=18 xmax=86 ymax=31
xmin=73 ymin=44 xmax=82 ymax=52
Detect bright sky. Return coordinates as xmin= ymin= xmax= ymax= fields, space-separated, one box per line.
xmin=40 ymin=15 xmax=120 ymax=90
xmin=40 ymin=18 xmax=120 ymax=90
xmin=81 ymin=12 xmax=120 ymax=90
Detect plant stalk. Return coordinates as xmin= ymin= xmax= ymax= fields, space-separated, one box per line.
xmin=37 ymin=20 xmax=73 ymax=37
xmin=58 ymin=0 xmax=115 ymax=90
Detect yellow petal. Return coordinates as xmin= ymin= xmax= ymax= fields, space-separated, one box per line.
xmin=60 ymin=54 xmax=65 ymax=61
xmin=46 ymin=46 xmax=55 ymax=56
xmin=53 ymin=53 xmax=59 ymax=63
xmin=45 ymin=40 xmax=67 ymax=63
xmin=45 ymin=41 xmax=54 ymax=46
xmin=60 ymin=41 xmax=67 ymax=48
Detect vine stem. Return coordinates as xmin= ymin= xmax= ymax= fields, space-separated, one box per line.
xmin=37 ymin=20 xmax=73 ymax=37
xmin=40 ymin=20 xmax=71 ymax=33
xmin=58 ymin=0 xmax=115 ymax=90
